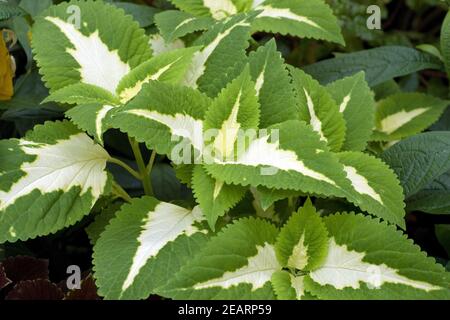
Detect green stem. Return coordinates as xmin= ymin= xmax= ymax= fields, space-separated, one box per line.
xmin=112 ymin=181 xmax=132 ymax=203
xmin=108 ymin=157 xmax=141 ymax=181
xmin=129 ymin=137 xmax=153 ymax=196
xmin=146 ymin=150 xmax=157 ymax=175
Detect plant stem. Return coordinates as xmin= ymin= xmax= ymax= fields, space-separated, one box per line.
xmin=146 ymin=150 xmax=157 ymax=175
xmin=108 ymin=157 xmax=141 ymax=181
xmin=129 ymin=137 xmax=153 ymax=196
xmin=112 ymin=181 xmax=132 ymax=203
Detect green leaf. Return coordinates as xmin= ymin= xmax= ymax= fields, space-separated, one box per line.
xmin=109 ymin=81 xmax=212 ymax=157
xmin=44 ymin=83 xmax=120 ymax=106
xmin=185 ymin=13 xmax=254 ymax=97
xmin=204 ymin=67 xmax=259 ymax=160
xmin=381 ymin=132 xmax=450 ymax=197
xmin=168 ymin=0 xmax=240 ymax=20
xmin=275 ymin=199 xmax=328 ymax=271
xmin=116 ymin=47 xmax=200 ymax=104
xmin=304 ymin=46 xmax=443 ymax=87
xmin=19 ymin=0 xmax=52 ymax=17
xmin=159 ymin=217 xmax=280 ymax=299
xmin=66 ymin=104 xmax=115 ymax=144
xmin=435 ymin=225 xmax=450 ymax=256
xmin=271 ymin=270 xmax=306 ymax=300
xmin=111 ymin=2 xmax=160 ymax=28
xmin=85 ymin=202 xmax=122 ymax=246
xmin=248 ymin=39 xmax=298 ymax=128
xmin=0 ymin=120 xmax=111 ymax=243
xmin=290 ymin=67 xmax=346 ymax=152
xmin=440 ymin=11 xmax=450 ymax=78
xmin=326 ymin=72 xmax=375 ymax=151
xmin=192 ymin=166 xmax=246 ymax=230
xmin=337 ymin=152 xmax=405 ymax=228
xmin=0 ymin=2 xmax=25 ymax=20
xmin=32 ymin=0 xmax=151 ymax=93
xmin=93 ymin=196 xmax=207 ymax=300
xmin=407 ymin=171 xmax=450 ymax=214
xmin=305 ymin=213 xmax=450 ymax=299
xmin=204 ymin=120 xmax=351 ymax=200
xmin=252 ymin=0 xmax=344 ymax=45
xmin=372 ymin=93 xmax=448 ymax=141
xmin=155 ymin=10 xmax=214 ymax=42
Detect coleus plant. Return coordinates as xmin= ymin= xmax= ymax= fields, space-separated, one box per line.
xmin=0 ymin=0 xmax=450 ymax=300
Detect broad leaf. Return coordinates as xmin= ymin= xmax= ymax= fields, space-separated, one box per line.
xmin=93 ymin=196 xmax=207 ymax=300
xmin=304 ymin=46 xmax=443 ymax=87
xmin=192 ymin=166 xmax=246 ymax=230
xmin=407 ymin=171 xmax=450 ymax=214
xmin=44 ymin=83 xmax=120 ymax=106
xmin=159 ymin=217 xmax=280 ymax=299
xmin=373 ymin=93 xmax=448 ymax=141
xmin=381 ymin=132 xmax=450 ymax=197
xmin=116 ymin=47 xmax=200 ymax=104
xmin=305 ymin=213 xmax=450 ymax=299
xmin=290 ymin=67 xmax=346 ymax=152
xmin=32 ymin=0 xmax=151 ymax=93
xmin=0 ymin=121 xmax=111 ymax=243
xmin=185 ymin=13 xmax=254 ymax=97
xmin=109 ymin=81 xmax=212 ymax=157
xmin=248 ymin=39 xmax=298 ymax=128
xmin=337 ymin=152 xmax=405 ymax=228
xmin=204 ymin=67 xmax=259 ymax=160
xmin=252 ymin=0 xmax=344 ymax=45
xmin=275 ymin=199 xmax=329 ymax=271
xmin=326 ymin=72 xmax=375 ymax=151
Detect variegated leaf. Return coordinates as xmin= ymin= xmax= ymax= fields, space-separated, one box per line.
xmin=93 ymin=197 xmax=207 ymax=299
xmin=252 ymin=0 xmax=344 ymax=45
xmin=0 ymin=121 xmax=111 ymax=243
xmin=275 ymin=198 xmax=328 ymax=271
xmin=306 ymin=213 xmax=450 ymax=299
xmin=248 ymin=39 xmax=298 ymax=128
xmin=155 ymin=10 xmax=214 ymax=42
xmin=326 ymin=72 xmax=376 ymax=152
xmin=373 ymin=93 xmax=448 ymax=141
xmin=32 ymin=0 xmax=151 ymax=93
xmin=290 ymin=67 xmax=346 ymax=152
xmin=158 ymin=217 xmax=280 ymax=299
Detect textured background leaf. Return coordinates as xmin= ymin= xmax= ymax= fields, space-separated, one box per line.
xmin=304 ymin=46 xmax=443 ymax=87
xmin=381 ymin=132 xmax=450 ymax=198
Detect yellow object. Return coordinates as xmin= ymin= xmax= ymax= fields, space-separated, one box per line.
xmin=0 ymin=31 xmax=14 ymax=101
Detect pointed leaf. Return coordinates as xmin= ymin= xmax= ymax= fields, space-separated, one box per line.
xmin=168 ymin=0 xmax=239 ymax=20
xmin=159 ymin=217 xmax=280 ymax=299
xmin=326 ymin=72 xmax=375 ymax=151
xmin=93 ymin=196 xmax=207 ymax=300
xmin=32 ymin=0 xmax=151 ymax=93
xmin=109 ymin=81 xmax=212 ymax=157
xmin=192 ymin=166 xmax=246 ymax=229
xmin=373 ymin=93 xmax=448 ymax=141
xmin=248 ymin=39 xmax=298 ymax=128
xmin=155 ymin=10 xmax=214 ymax=42
xmin=276 ymin=199 xmax=328 ymax=271
xmin=252 ymin=0 xmax=344 ymax=45
xmin=185 ymin=13 xmax=254 ymax=97
xmin=337 ymin=152 xmax=405 ymax=228
xmin=290 ymin=67 xmax=346 ymax=152
xmin=44 ymin=83 xmax=120 ymax=106
xmin=0 ymin=121 xmax=111 ymax=242
xmin=306 ymin=213 xmax=450 ymax=299
xmin=116 ymin=47 xmax=200 ymax=104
